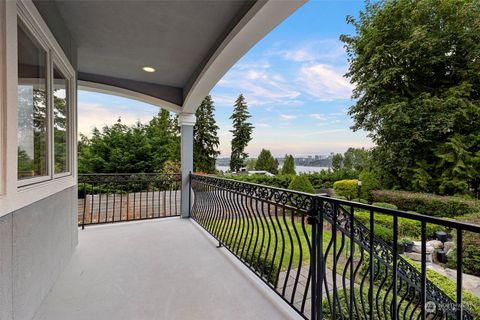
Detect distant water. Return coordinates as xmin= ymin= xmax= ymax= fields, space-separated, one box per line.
xmin=216 ymin=165 xmax=330 ymax=173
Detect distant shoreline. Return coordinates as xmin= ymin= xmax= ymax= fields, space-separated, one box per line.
xmin=216 ymin=165 xmax=330 ymax=173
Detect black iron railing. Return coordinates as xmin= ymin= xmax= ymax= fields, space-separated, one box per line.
xmin=190 ymin=174 xmax=480 ymax=320
xmin=78 ymin=173 xmax=181 ymax=228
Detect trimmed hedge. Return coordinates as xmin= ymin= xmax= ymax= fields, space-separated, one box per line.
xmin=226 ymin=169 xmax=359 ymax=191
xmin=226 ymin=174 xmax=293 ymax=189
xmin=370 ymin=190 xmax=480 ymax=217
xmin=355 ymin=210 xmax=445 ymax=240
xmin=333 ymin=179 xmax=359 ymax=200
xmin=372 ymin=202 xmax=398 ymax=210
xmin=306 ymin=169 xmax=358 ymax=189
xmin=446 ymin=212 xmax=480 ymax=277
xmin=404 ymin=257 xmax=480 ymax=317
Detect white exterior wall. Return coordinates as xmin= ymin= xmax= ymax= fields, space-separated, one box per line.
xmin=0 ymin=1 xmax=78 ymax=319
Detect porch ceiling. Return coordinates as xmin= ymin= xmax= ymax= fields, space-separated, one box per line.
xmin=33 ymin=0 xmax=305 ymax=112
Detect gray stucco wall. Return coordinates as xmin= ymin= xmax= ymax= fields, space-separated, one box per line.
xmin=0 ymin=186 xmax=78 ymax=320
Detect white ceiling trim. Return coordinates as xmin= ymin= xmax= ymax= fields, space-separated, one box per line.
xmin=78 ymin=80 xmax=182 ymax=113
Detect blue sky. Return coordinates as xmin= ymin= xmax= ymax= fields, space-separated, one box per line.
xmin=78 ymin=0 xmax=373 ymax=157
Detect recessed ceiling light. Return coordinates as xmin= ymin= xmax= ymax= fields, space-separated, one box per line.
xmin=143 ymin=66 xmax=155 ymax=73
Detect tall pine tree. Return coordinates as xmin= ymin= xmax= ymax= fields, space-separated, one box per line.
xmin=229 ymin=94 xmax=253 ymax=172
xmin=194 ymin=95 xmax=220 ymax=173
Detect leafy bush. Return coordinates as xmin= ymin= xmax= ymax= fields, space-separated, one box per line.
xmin=404 ymin=257 xmax=480 ymax=318
xmin=446 ymin=212 xmax=480 ymax=276
xmin=225 ymin=170 xmax=359 ymax=192
xmin=372 ymin=202 xmax=398 ymax=210
xmin=307 ymin=169 xmax=358 ymax=189
xmin=333 ymin=179 xmax=359 ymax=200
xmin=227 ymin=174 xmax=293 ymax=189
xmin=372 ymin=224 xmax=394 ymax=243
xmin=358 ymin=167 xmax=381 ymax=199
xmin=370 ymin=190 xmax=480 ymax=217
xmin=288 ymin=175 xmax=315 ymax=194
xmin=351 ymin=198 xmax=369 ymax=204
xmin=355 ymin=210 xmax=445 ymax=240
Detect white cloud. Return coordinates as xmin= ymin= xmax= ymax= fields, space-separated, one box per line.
xmin=278 ymin=39 xmax=346 ymax=63
xmin=78 ymin=102 xmax=158 ymax=136
xmin=297 ymin=64 xmax=353 ymax=101
xmin=280 ymin=114 xmax=297 ymax=120
xmin=215 ymin=61 xmax=302 ymax=107
xmin=255 ymin=122 xmax=271 ymax=128
xmin=308 ymin=113 xmax=327 ymax=121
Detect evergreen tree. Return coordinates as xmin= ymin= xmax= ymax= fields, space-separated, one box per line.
xmin=193 ymin=95 xmax=220 ymax=173
xmin=78 ymin=110 xmax=179 ymax=173
xmin=229 ymin=94 xmax=253 ymax=172
xmin=281 ymin=154 xmax=296 ymax=175
xmin=146 ymin=109 xmax=177 ymax=172
xmin=255 ymin=148 xmax=277 ymax=174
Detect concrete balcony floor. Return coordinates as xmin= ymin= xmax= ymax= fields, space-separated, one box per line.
xmin=33 ymin=218 xmax=298 ymax=320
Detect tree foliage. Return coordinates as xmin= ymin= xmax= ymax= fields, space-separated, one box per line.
xmin=230 ymin=94 xmax=254 ymax=172
xmin=341 ymin=0 xmax=480 ymax=196
xmin=331 ymin=148 xmax=370 ymax=173
xmin=78 ymin=110 xmax=179 ymax=173
xmin=255 ymin=148 xmax=278 ymax=174
xmin=281 ymin=154 xmax=296 ymax=175
xmin=288 ymin=175 xmax=315 ymax=194
xmin=194 ymin=95 xmax=220 ymax=173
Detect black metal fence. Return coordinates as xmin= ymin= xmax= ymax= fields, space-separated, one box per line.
xmin=78 ymin=173 xmax=181 ymax=228
xmin=190 ymin=174 xmax=480 ymax=320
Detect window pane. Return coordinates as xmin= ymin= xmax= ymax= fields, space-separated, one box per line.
xmin=53 ymin=65 xmax=69 ymax=174
xmin=17 ymin=23 xmax=48 ymax=180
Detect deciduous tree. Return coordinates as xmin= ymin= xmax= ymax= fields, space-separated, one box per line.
xmin=341 ymin=0 xmax=480 ymax=195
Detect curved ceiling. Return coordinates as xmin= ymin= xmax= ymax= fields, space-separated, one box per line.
xmin=34 ymin=0 xmax=305 ymax=113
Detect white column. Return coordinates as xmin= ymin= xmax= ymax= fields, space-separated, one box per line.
xmin=179 ymin=113 xmax=196 ymax=218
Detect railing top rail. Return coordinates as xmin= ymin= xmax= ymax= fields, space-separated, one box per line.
xmin=191 ymin=173 xmax=480 ymax=234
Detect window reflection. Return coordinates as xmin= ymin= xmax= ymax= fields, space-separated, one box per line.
xmin=17 ymin=23 xmax=48 ymax=180
xmin=53 ymin=66 xmax=69 ymax=174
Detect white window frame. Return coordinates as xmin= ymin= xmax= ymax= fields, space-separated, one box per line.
xmin=0 ymin=0 xmax=77 ymax=217
xmin=52 ymin=53 xmax=74 ymax=179
xmin=16 ymin=17 xmax=52 ymax=187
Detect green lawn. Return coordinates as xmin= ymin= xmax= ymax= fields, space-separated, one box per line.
xmin=197 ymin=214 xmax=362 ymax=283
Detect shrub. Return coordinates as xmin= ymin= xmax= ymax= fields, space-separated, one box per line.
xmin=333 ymin=179 xmax=359 ymax=200
xmin=351 ymin=198 xmax=369 ymax=204
xmin=355 ymin=210 xmax=445 ymax=240
xmin=370 ymin=190 xmax=480 ymax=217
xmin=446 ymin=212 xmax=480 ymax=277
xmin=227 ymin=174 xmax=293 ymax=189
xmin=306 ymin=169 xmax=358 ymax=189
xmin=372 ymin=202 xmax=398 ymax=210
xmin=358 ymin=168 xmax=381 ymax=199
xmin=404 ymin=257 xmax=480 ymax=318
xmin=288 ymin=175 xmax=315 ymax=194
